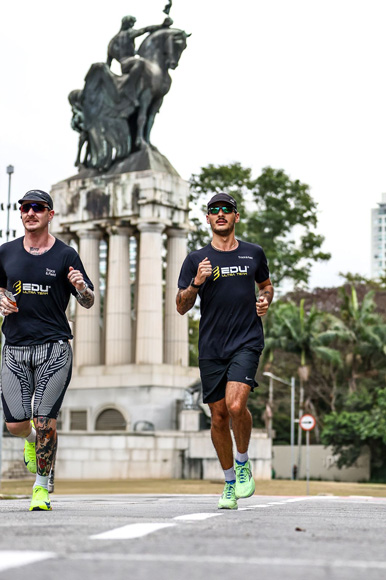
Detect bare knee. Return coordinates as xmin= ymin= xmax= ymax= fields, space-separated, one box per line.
xmin=6 ymin=420 xmax=31 ymax=437
xmin=227 ymin=400 xmax=248 ymax=420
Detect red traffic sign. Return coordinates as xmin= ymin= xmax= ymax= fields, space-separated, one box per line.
xmin=300 ymin=414 xmax=316 ymax=431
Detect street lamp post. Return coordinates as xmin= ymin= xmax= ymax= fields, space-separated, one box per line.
xmin=0 ymin=165 xmax=14 ymax=486
xmin=6 ymin=165 xmax=14 ymax=242
xmin=263 ymin=371 xmax=296 ymax=480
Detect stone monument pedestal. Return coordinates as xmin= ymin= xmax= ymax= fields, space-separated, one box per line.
xmin=49 ymin=149 xmax=194 ymax=431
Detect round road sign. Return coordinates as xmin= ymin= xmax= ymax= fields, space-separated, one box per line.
xmin=300 ymin=414 xmax=316 ymax=431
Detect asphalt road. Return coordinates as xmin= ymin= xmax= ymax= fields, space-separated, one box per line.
xmin=1 ymin=493 xmax=386 ymax=580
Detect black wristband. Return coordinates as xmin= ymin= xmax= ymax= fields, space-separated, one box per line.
xmin=190 ymin=277 xmax=202 ymax=289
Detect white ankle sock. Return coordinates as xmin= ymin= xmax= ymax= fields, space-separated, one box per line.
xmin=224 ymin=467 xmax=236 ymax=482
xmin=236 ymin=451 xmax=248 ymax=464
xmin=26 ymin=427 xmax=36 ymax=443
xmin=34 ymin=475 xmax=49 ymax=489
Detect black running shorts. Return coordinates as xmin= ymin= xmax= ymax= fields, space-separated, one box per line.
xmin=199 ymin=346 xmax=263 ymax=404
xmin=1 ymin=341 xmax=73 ymax=422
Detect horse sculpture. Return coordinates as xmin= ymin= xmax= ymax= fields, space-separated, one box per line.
xmin=69 ymin=26 xmax=189 ymax=171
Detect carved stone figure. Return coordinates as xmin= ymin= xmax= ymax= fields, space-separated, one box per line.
xmin=69 ymin=11 xmax=189 ymax=171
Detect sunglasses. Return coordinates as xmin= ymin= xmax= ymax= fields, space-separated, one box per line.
xmin=20 ymin=203 xmax=50 ymax=213
xmin=208 ymin=206 xmax=235 ymax=215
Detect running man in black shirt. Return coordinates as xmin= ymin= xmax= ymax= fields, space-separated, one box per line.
xmin=0 ymin=189 xmax=94 ymax=511
xmin=177 ymin=192 xmax=274 ymax=509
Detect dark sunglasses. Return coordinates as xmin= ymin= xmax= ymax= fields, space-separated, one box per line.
xmin=20 ymin=203 xmax=50 ymax=213
xmin=208 ymin=206 xmax=235 ymax=215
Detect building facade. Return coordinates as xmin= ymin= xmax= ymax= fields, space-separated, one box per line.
xmin=371 ymin=192 xmax=386 ymax=279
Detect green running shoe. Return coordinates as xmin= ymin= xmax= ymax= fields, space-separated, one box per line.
xmin=218 ymin=481 xmax=238 ymax=510
xmin=235 ymin=460 xmax=256 ymax=499
xmin=24 ymin=421 xmax=36 ymax=474
xmin=29 ymin=486 xmax=52 ymax=511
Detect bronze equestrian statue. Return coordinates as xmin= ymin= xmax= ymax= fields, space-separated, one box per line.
xmin=69 ymin=11 xmax=189 ymax=171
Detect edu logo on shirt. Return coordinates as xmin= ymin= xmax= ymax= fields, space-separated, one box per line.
xmin=212 ymin=265 xmax=249 ymax=281
xmin=13 ymin=280 xmax=51 ymax=295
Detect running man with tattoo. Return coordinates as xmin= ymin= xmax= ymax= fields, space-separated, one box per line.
xmin=177 ymin=192 xmax=273 ymax=510
xmin=0 ymin=189 xmax=94 ymax=511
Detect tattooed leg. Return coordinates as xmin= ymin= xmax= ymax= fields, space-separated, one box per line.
xmin=48 ymin=439 xmax=58 ymax=493
xmin=35 ymin=417 xmax=57 ymax=476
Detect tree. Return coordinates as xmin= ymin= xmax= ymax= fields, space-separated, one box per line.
xmin=189 ymin=163 xmax=331 ymax=287
xmin=263 ymin=299 xmax=342 ymax=453
xmin=317 ymin=287 xmax=386 ymax=478
xmin=338 ymin=287 xmax=386 ymax=391
xmin=260 ymin=281 xmax=386 ymax=479
xmin=321 ymin=385 xmax=386 ymax=480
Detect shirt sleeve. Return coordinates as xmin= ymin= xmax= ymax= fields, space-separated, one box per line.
xmin=0 ymin=263 xmax=7 ymax=288
xmin=255 ymin=247 xmax=270 ymax=284
xmin=0 ymin=249 xmax=7 ymax=288
xmin=177 ymin=254 xmax=196 ymax=289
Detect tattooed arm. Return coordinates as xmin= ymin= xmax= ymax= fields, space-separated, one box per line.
xmin=176 ymin=285 xmax=200 ymax=315
xmin=75 ymin=286 xmax=95 ymax=309
xmin=176 ymin=257 xmax=212 ymax=315
xmin=256 ymin=278 xmax=274 ymax=317
xmin=67 ymin=266 xmax=95 ymax=309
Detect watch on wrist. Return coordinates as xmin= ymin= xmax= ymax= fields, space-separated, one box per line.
xmin=77 ymin=281 xmax=88 ymax=295
xmin=190 ymin=278 xmax=202 ymax=289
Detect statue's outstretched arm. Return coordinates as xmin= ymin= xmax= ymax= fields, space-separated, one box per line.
xmin=132 ymin=17 xmax=173 ymax=38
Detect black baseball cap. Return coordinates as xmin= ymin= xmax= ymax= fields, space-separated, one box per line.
xmin=207 ymin=192 xmax=237 ymax=211
xmin=18 ymin=190 xmax=53 ymax=210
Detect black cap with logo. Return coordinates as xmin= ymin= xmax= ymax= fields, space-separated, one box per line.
xmin=207 ymin=192 xmax=237 ymax=212
xmin=18 ymin=190 xmax=53 ymax=210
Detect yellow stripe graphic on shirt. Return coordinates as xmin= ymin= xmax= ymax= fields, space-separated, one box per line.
xmin=13 ymin=280 xmax=22 ymax=296
xmin=213 ymin=266 xmax=220 ymax=281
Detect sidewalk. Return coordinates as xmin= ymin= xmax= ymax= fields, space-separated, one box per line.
xmin=2 ymin=478 xmax=386 ymax=497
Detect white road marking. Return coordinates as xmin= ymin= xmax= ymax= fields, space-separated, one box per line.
xmin=90 ymin=522 xmax=176 ymax=540
xmin=239 ymin=497 xmax=314 ymax=510
xmin=70 ymin=552 xmax=386 ymax=570
xmin=276 ymin=497 xmax=312 ymax=503
xmin=238 ymin=505 xmax=269 ymax=511
xmin=0 ymin=551 xmax=54 ymax=572
xmin=174 ymin=513 xmax=222 ymax=521
xmin=245 ymin=504 xmax=270 ymax=507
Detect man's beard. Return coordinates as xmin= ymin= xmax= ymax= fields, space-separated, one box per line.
xmin=210 ymin=222 xmax=235 ymax=236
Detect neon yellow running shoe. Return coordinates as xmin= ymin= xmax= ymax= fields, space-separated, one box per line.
xmin=24 ymin=421 xmax=36 ymax=474
xmin=218 ymin=481 xmax=238 ymax=510
xmin=235 ymin=460 xmax=256 ymax=499
xmin=29 ymin=486 xmax=52 ymax=511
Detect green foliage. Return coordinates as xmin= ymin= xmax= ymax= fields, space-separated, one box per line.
xmin=340 ymin=271 xmax=386 ymax=289
xmin=321 ymin=386 xmax=386 ymax=470
xmin=263 ymin=284 xmax=386 ymax=479
xmin=189 ymin=163 xmax=330 ymax=287
xmin=263 ymin=299 xmax=342 ymax=369
xmin=188 ymin=315 xmax=200 ymax=367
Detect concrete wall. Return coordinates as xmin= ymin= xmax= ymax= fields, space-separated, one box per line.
xmin=273 ymin=445 xmax=370 ymax=482
xmin=1 ymin=429 xmax=271 ymax=481
xmin=60 ymin=363 xmax=200 ymax=431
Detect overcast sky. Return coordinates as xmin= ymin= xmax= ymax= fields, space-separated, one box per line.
xmin=1 ymin=0 xmax=385 ymax=289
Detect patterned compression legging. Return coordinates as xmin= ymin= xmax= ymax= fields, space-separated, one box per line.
xmin=1 ymin=342 xmax=73 ymax=422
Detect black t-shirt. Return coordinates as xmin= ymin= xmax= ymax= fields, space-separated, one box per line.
xmin=178 ymin=240 xmax=270 ymax=359
xmin=0 ymin=237 xmax=94 ymax=345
